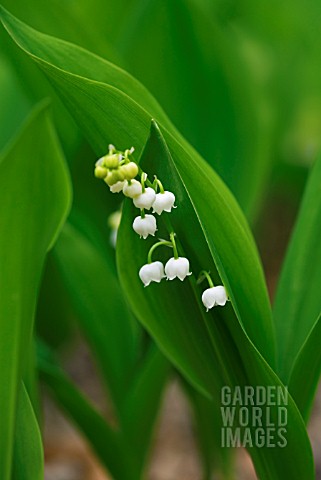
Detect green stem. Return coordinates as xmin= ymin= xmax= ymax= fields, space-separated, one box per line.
xmin=155 ymin=177 xmax=165 ymax=193
xmin=124 ymin=146 xmax=134 ymax=161
xmin=170 ymin=232 xmax=179 ymax=259
xmin=141 ymin=172 xmax=146 ymax=193
xmin=147 ymin=241 xmax=172 ymax=263
xmin=140 ymin=209 xmax=145 ymax=219
xmin=136 ymin=165 xmax=153 ymax=187
xmin=197 ymin=270 xmax=214 ymax=288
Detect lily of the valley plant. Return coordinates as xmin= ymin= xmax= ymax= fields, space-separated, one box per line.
xmin=95 ymin=144 xmax=228 ymax=310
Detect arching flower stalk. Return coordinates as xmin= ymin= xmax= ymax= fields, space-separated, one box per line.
xmin=139 ymin=232 xmax=191 ymax=286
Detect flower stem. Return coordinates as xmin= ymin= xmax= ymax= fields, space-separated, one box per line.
xmin=141 ymin=172 xmax=146 ymax=192
xmin=140 ymin=209 xmax=145 ymax=219
xmin=154 ymin=177 xmax=165 ymax=193
xmin=170 ymin=232 xmax=179 ymax=259
xmin=147 ymin=241 xmax=172 ymax=263
xmin=197 ymin=270 xmax=214 ymax=288
xmin=123 ymin=146 xmax=134 ymax=161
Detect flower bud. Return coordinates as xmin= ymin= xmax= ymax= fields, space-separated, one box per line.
xmin=133 ymin=187 xmax=156 ymax=210
xmin=103 ymin=153 xmax=121 ymax=169
xmin=153 ymin=191 xmax=176 ymax=215
xmin=94 ymin=165 xmax=108 ymax=179
xmin=133 ymin=214 xmax=157 ymax=239
xmin=96 ymin=157 xmax=103 ymax=166
xmin=104 ymin=170 xmax=118 ymax=186
xmin=110 ymin=181 xmax=125 ymax=193
xmin=104 ymin=169 xmax=125 ymax=186
xmin=165 ymin=257 xmax=192 ymax=281
xmin=123 ymin=179 xmax=143 ymax=198
xmin=121 ymin=162 xmax=139 ymax=180
xmin=139 ymin=261 xmax=165 ymax=286
xmin=202 ymin=286 xmax=228 ymax=311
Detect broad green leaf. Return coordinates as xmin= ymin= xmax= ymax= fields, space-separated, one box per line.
xmin=119 ymin=122 xmax=275 ymax=390
xmin=12 ymin=383 xmax=43 ymax=480
xmin=117 ymin=123 xmax=314 ymax=479
xmin=0 ymin=8 xmax=274 ymax=367
xmin=37 ymin=341 xmax=134 ymax=480
xmin=274 ymin=154 xmax=321 ymax=380
xmin=0 ymin=102 xmax=71 ymax=480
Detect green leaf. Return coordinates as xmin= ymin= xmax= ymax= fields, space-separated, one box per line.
xmin=119 ymin=122 xmax=274 ymax=388
xmin=12 ymin=383 xmax=43 ymax=480
xmin=116 ymin=122 xmax=314 ymax=479
xmin=274 ymin=154 xmax=321 ymax=381
xmin=0 ymin=102 xmax=71 ymax=480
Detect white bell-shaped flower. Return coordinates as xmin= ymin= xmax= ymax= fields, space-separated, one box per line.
xmin=152 ymin=191 xmax=176 ymax=215
xmin=110 ymin=181 xmax=125 ymax=193
xmin=165 ymin=257 xmax=192 ymax=281
xmin=123 ymin=179 xmax=143 ymax=198
xmin=133 ymin=187 xmax=156 ymax=210
xmin=133 ymin=214 xmax=157 ymax=239
xmin=202 ymin=286 xmax=228 ymax=311
xmin=139 ymin=261 xmax=165 ymax=286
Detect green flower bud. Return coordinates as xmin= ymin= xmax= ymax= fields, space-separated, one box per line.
xmin=115 ymin=168 xmax=125 ymax=182
xmin=104 ymin=168 xmax=125 ymax=186
xmin=103 ymin=154 xmax=121 ymax=169
xmin=121 ymin=162 xmax=139 ymax=180
xmin=94 ymin=165 xmax=108 ymax=179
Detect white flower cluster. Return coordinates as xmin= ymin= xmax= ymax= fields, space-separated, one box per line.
xmin=95 ymin=144 xmax=228 ymax=312
xmin=128 ymin=182 xmax=176 ymax=239
xmin=95 ymin=145 xmax=176 ymax=239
